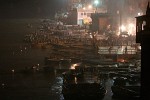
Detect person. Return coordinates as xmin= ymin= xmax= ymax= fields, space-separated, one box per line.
xmin=108 ymin=46 xmax=112 ymax=54
xmin=125 ymin=46 xmax=127 ymax=54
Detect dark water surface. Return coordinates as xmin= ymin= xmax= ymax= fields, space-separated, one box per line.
xmin=0 ymin=19 xmax=49 ymax=71
xmin=0 ymin=19 xmax=59 ymax=99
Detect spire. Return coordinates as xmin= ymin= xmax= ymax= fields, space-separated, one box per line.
xmin=146 ymin=2 xmax=150 ymax=15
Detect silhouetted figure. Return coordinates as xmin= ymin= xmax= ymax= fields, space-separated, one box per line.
xmin=125 ymin=46 xmax=127 ymax=54
xmin=108 ymin=46 xmax=112 ymax=54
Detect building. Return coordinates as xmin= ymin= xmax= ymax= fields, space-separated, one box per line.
xmin=90 ymin=13 xmax=111 ymax=33
xmin=77 ymin=7 xmax=94 ymax=25
xmin=135 ymin=2 xmax=150 ymax=100
xmin=77 ymin=6 xmax=107 ymax=25
xmin=65 ymin=0 xmax=107 ymax=25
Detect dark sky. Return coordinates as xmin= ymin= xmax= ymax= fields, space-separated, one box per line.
xmin=0 ymin=0 xmax=67 ymax=18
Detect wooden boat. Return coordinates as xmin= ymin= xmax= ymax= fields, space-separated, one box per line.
xmin=62 ymin=82 xmax=106 ymax=100
xmin=111 ymin=77 xmax=140 ymax=99
xmin=62 ymin=68 xmax=107 ymax=100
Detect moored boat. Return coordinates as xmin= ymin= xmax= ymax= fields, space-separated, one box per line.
xmin=62 ymin=82 xmax=106 ymax=100
xmin=111 ymin=77 xmax=140 ymax=100
xmin=62 ymin=66 xmax=107 ymax=100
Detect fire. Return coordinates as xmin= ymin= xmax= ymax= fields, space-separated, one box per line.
xmin=70 ymin=63 xmax=82 ymax=69
xmin=70 ymin=64 xmax=77 ymax=69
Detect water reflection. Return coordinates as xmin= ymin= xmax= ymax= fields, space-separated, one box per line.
xmin=50 ymin=75 xmax=140 ymax=100
xmin=50 ymin=76 xmax=64 ymax=100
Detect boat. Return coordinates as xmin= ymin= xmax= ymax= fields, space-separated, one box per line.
xmin=62 ymin=65 xmax=107 ymax=100
xmin=44 ymin=57 xmax=60 ymax=66
xmin=62 ymin=82 xmax=106 ymax=100
xmin=111 ymin=76 xmax=140 ymax=100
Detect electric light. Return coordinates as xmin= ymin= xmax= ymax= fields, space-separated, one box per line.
xmin=94 ymin=0 xmax=99 ymax=6
xmin=88 ymin=5 xmax=92 ymax=9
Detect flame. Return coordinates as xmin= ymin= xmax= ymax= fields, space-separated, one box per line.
xmin=70 ymin=63 xmax=82 ymax=69
xmin=70 ymin=64 xmax=77 ymax=69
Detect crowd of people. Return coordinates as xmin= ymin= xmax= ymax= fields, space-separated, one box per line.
xmin=24 ymin=20 xmax=140 ymax=55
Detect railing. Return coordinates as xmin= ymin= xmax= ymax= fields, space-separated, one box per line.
xmin=98 ymin=48 xmax=137 ymax=54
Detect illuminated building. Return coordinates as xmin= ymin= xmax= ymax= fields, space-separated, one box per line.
xmin=64 ymin=0 xmax=149 ymax=27
xmin=66 ymin=0 xmax=107 ymax=25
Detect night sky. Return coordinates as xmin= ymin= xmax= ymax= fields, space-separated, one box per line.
xmin=0 ymin=0 xmax=67 ymax=18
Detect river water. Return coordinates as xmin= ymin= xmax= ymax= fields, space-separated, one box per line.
xmin=0 ymin=19 xmax=59 ymax=99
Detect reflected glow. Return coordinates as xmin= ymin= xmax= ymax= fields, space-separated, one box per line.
xmin=75 ymin=77 xmax=78 ymax=84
